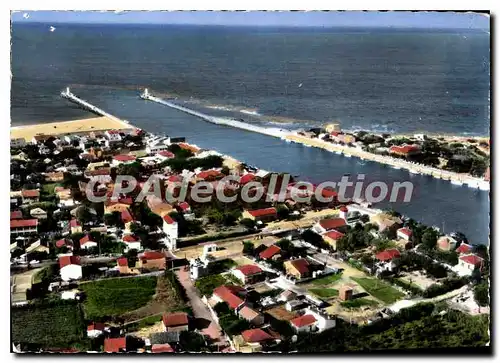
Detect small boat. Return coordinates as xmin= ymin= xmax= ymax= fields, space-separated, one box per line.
xmin=344 ymin=154 xmax=352 ymax=158
xmin=391 ymin=165 xmax=401 ymax=170
xmin=408 ymin=169 xmax=420 ymax=175
xmin=335 ymin=151 xmax=342 ymax=155
xmin=451 ymin=179 xmax=463 ymax=186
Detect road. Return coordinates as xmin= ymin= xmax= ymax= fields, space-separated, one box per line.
xmin=175 ymin=268 xmax=227 ymax=348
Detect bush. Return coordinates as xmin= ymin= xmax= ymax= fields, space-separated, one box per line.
xmin=423 ymin=277 xmax=469 ymax=298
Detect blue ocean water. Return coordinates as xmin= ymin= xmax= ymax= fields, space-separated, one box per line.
xmin=10 ymin=23 xmax=490 ymax=243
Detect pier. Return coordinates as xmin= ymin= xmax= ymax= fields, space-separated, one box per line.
xmin=140 ymin=89 xmax=290 ymax=139
xmin=60 ymin=87 xmax=132 ymax=129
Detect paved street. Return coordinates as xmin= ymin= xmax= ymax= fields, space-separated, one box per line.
xmin=175 ymin=268 xmax=227 ymax=349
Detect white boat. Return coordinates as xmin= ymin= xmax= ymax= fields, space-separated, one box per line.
xmin=344 ymin=154 xmax=352 ymax=158
xmin=391 ymin=165 xmax=401 ymax=170
xmin=408 ymin=169 xmax=420 ymax=175
xmin=451 ymin=179 xmax=463 ymax=186
xmin=335 ymin=151 xmax=342 ymax=155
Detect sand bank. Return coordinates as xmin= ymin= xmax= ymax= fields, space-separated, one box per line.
xmin=10 ymin=116 xmax=135 ymax=141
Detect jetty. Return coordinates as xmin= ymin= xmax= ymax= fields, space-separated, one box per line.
xmin=140 ymin=89 xmax=290 ymax=139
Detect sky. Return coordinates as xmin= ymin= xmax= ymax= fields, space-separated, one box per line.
xmin=11 ymin=11 xmax=489 ymax=29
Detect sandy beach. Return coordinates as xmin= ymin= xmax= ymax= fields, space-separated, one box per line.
xmin=10 ymin=116 xmax=135 ymax=141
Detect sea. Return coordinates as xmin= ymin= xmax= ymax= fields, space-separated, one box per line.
xmin=10 ymin=23 xmax=490 ymax=244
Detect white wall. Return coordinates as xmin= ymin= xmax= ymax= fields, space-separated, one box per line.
xmin=60 ymin=265 xmax=83 ymax=281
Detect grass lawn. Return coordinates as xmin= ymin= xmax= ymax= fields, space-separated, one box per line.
xmin=41 ymin=183 xmax=62 ymax=195
xmin=80 ymin=276 xmax=157 ymax=320
xmin=341 ymin=298 xmax=380 ymax=309
xmin=351 ymin=277 xmax=405 ymax=304
xmin=309 ymin=288 xmax=339 ymax=299
xmin=11 ymin=302 xmax=86 ymax=347
xmin=311 ymin=273 xmax=343 ymax=286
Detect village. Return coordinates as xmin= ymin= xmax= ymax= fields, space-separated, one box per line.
xmin=10 ymin=125 xmax=490 ymax=353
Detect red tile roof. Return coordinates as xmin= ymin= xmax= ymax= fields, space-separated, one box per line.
xmin=163 ymin=215 xmax=176 ymax=224
xmin=104 ymin=337 xmax=126 ymax=353
xmin=79 ymin=235 xmax=94 ymax=246
xmin=70 ymin=219 xmax=81 ymax=228
xmin=323 ymin=230 xmax=345 ymax=240
xmin=10 ymin=219 xmax=38 ymax=228
xmin=460 ymin=254 xmax=484 ymax=266
xmin=113 ymin=154 xmax=136 ymax=162
xmin=107 ymin=130 xmax=121 ymax=135
xmin=247 ymin=207 xmax=277 ymax=218
xmin=456 ymin=243 xmax=473 ymax=254
xmin=339 ymin=205 xmax=348 ymax=212
xmin=178 ymin=202 xmax=190 ymax=211
xmin=59 ymin=255 xmax=81 ymax=268
xmin=123 ymin=234 xmax=139 ymax=243
xmin=22 ymin=189 xmax=39 ymax=198
xmin=319 ymin=218 xmax=346 ymax=231
xmin=196 ymin=169 xmax=222 ymax=180
xmin=289 ymin=259 xmax=310 ymax=275
xmin=157 ymin=151 xmax=175 ymax=158
xmin=87 ymin=322 xmax=106 ymax=332
xmin=240 ymin=173 xmax=256 ymax=185
xmin=10 ymin=211 xmax=23 ymax=220
xmin=213 ymin=285 xmax=246 ymax=309
xmin=140 ymin=251 xmax=165 ymax=260
xmin=167 ymin=175 xmax=183 ymax=183
xmin=121 ymin=209 xmax=134 ymax=224
xmin=56 ymin=239 xmax=70 ymax=248
xmin=151 ymin=343 xmax=174 ymax=353
xmin=162 ymin=312 xmax=189 ymax=327
xmin=390 ymin=145 xmax=420 ymax=154
xmin=117 ymin=257 xmax=128 ymax=267
xmin=290 ymin=314 xmax=317 ymax=328
xmin=397 ymin=227 xmax=412 ymax=237
xmin=235 ymin=264 xmax=263 ymax=276
xmin=259 ymin=245 xmax=281 ymax=260
xmin=241 ymin=329 xmax=273 ymax=343
xmin=375 ymin=248 xmax=401 ymax=262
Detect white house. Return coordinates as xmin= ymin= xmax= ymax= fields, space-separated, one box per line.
xmin=79 ymin=235 xmax=98 ymax=250
xmin=11 ymin=138 xmax=26 ymax=149
xmin=59 ymin=255 xmax=82 ymax=281
xmin=303 ymin=307 xmax=336 ymax=332
xmin=30 ymin=207 xmax=48 ymax=220
xmin=397 ymin=227 xmax=412 ymax=241
xmin=105 ymin=130 xmax=122 ymax=143
xmin=454 ymin=254 xmax=484 ymax=276
xmin=231 ymin=265 xmax=264 ymax=284
xmin=112 ymin=154 xmax=137 ymax=167
xmin=87 ymin=322 xmax=108 ymax=338
xmin=162 ymin=215 xmax=178 ymax=250
xmin=290 ymin=314 xmax=318 ymax=333
xmin=122 ymin=234 xmax=142 ymax=252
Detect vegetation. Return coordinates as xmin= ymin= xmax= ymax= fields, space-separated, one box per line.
xmin=474 ymin=281 xmax=489 ymax=307
xmin=337 ymin=224 xmax=375 ymax=252
xmin=11 ymin=300 xmax=86 ymax=347
xmin=309 ymin=288 xmax=339 ymax=298
xmin=422 ymin=277 xmax=469 ymax=299
xmin=214 ymin=302 xmax=251 ymax=337
xmin=179 ymin=331 xmax=209 ymax=352
xmin=80 ymin=276 xmax=157 ymax=320
xmin=208 ymin=259 xmax=237 ymax=275
xmin=194 ymin=274 xmax=227 ymax=297
xmin=352 ymin=277 xmax=405 ymax=304
xmin=311 ymin=273 xmax=343 ymax=286
xmin=341 ymin=298 xmax=379 ymax=309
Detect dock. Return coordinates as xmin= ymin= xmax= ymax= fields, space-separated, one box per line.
xmin=139 ymin=88 xmax=290 ymax=139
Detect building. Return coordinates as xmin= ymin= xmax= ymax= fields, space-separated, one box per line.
xmin=156 ymin=150 xmax=175 ymax=160
xmin=44 ymin=171 xmax=65 ymax=182
xmin=195 ymin=169 xmax=223 ymax=182
xmin=55 ymin=238 xmax=73 ymax=251
xmin=10 ymin=210 xmax=23 ymax=220
xmin=69 ymin=219 xmax=82 ymax=234
xmin=162 ymin=215 xmax=178 ymax=250
xmin=151 ymin=343 xmax=174 ymax=353
xmin=59 ymin=255 xmax=82 ymax=281
xmin=389 ymin=144 xmax=421 ymax=157
xmin=112 ymin=154 xmax=137 ymax=167
xmin=79 ymin=235 xmax=98 ymax=250
xmin=11 ymin=138 xmax=26 ymax=148
xmin=321 ymin=230 xmax=345 ymax=250
xmin=212 ymin=285 xmax=246 ymax=309
xmin=284 ymin=258 xmax=311 ymax=279
xmin=139 ymin=251 xmax=166 ymax=271
xmin=87 ymin=322 xmax=107 ymax=338
xmin=239 ymin=173 xmax=256 ymax=185
xmin=10 ymin=219 xmax=38 ymax=235
xmin=437 ymin=236 xmax=458 ymax=252
xmin=375 ymin=249 xmax=401 ymax=262
xmin=290 ymin=314 xmax=317 ymax=333
xmin=303 ymin=307 xmax=336 ymax=332
xmin=397 ymin=227 xmax=412 ymax=241
xmin=234 ymin=329 xmax=277 ymax=353
xmin=231 ymin=264 xmax=264 ymax=284
xmin=456 ymin=243 xmax=474 ymax=255
xmin=21 ymin=190 xmax=40 ymax=204
xmin=122 ymin=234 xmax=142 ymax=252
xmin=162 ymin=312 xmax=189 ymax=332
xmin=26 ymin=240 xmax=49 ymax=254
xmin=238 ymin=306 xmax=265 ymax=325
xmin=242 ymin=207 xmax=278 ymax=223
xmin=330 ymin=133 xmax=355 ymax=144
xmin=104 ymin=337 xmax=127 ymax=353
xmin=105 ymin=130 xmax=123 ymax=143
xmin=455 ymin=254 xmax=484 ymax=276
xmin=325 ymin=123 xmax=341 ymax=133
xmin=29 ymin=207 xmax=47 ymax=220
xmin=313 ymin=217 xmax=347 ymax=234
xmin=259 ymin=245 xmax=281 ymax=260
xmin=339 ymin=286 xmax=354 ymax=301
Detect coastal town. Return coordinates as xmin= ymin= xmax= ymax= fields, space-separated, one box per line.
xmin=10 ymin=116 xmax=490 ymax=353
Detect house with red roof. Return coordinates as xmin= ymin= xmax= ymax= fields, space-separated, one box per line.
xmin=212 ymin=285 xmax=246 ymax=310
xmin=290 ymin=314 xmax=317 ymax=333
xmin=69 ymin=219 xmax=82 ymax=234
xmin=242 ymin=207 xmax=278 ymax=223
xmin=55 ymin=238 xmax=73 ymax=251
xmin=162 ymin=214 xmax=178 ymax=250
xmin=375 ymin=248 xmax=401 ymax=262
xmin=456 ymin=243 xmax=474 ymax=255
xmin=196 ymin=169 xmax=223 ymax=182
xmin=162 ymin=312 xmax=189 ymax=332
xmin=151 ymin=343 xmax=174 ymax=353
xmin=389 ymin=144 xmax=421 ymax=157
xmin=259 ymin=245 xmax=281 ymax=260
xmin=455 ymin=254 xmax=484 ymax=276
xmin=79 ymin=235 xmax=98 ymax=250
xmin=112 ymin=154 xmax=136 ymax=167
xmin=396 ymin=227 xmax=413 ymax=241
xmin=10 ymin=210 xmax=22 ymax=220
xmin=437 ymin=235 xmax=458 ymax=252
xmin=313 ymin=217 xmax=347 ymax=234
xmin=156 ymin=150 xmax=175 ymax=160
xmin=234 ymin=328 xmax=278 ymax=352
xmin=322 ymin=230 xmax=345 ymax=250
xmin=238 ymin=306 xmax=264 ymax=326
xmin=122 ymin=234 xmax=142 ymax=252
xmin=10 ymin=219 xmax=38 ymax=235
xmin=59 ymin=255 xmax=82 ymax=281
xmin=87 ymin=322 xmax=108 ymax=338
xmin=138 ymin=250 xmax=166 ymax=271
xmin=104 ymin=337 xmax=127 ymax=353
xmin=21 ymin=189 xmax=40 ymax=204
xmin=177 ymin=201 xmax=191 ymax=214
xmin=284 ymin=258 xmax=311 ymax=279
xmin=231 ymin=264 xmax=264 ymax=284
xmin=239 ymin=173 xmax=256 ymax=185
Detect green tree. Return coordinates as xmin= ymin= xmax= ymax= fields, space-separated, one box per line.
xmin=243 ymin=241 xmax=255 ymax=255
xmin=240 ymin=218 xmax=256 ymax=230
xmin=474 ymin=281 xmax=489 ymax=307
xmin=421 ymin=228 xmax=439 ymax=250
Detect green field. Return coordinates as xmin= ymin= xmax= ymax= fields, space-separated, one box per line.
xmin=311 ymin=273 xmax=343 ymax=286
xmin=341 ymin=298 xmax=380 ymax=309
xmin=12 ymin=302 xmax=86 ymax=347
xmin=351 ymin=277 xmax=405 ymax=304
xmin=80 ymin=276 xmax=157 ymax=320
xmin=309 ymin=288 xmax=339 ymax=298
